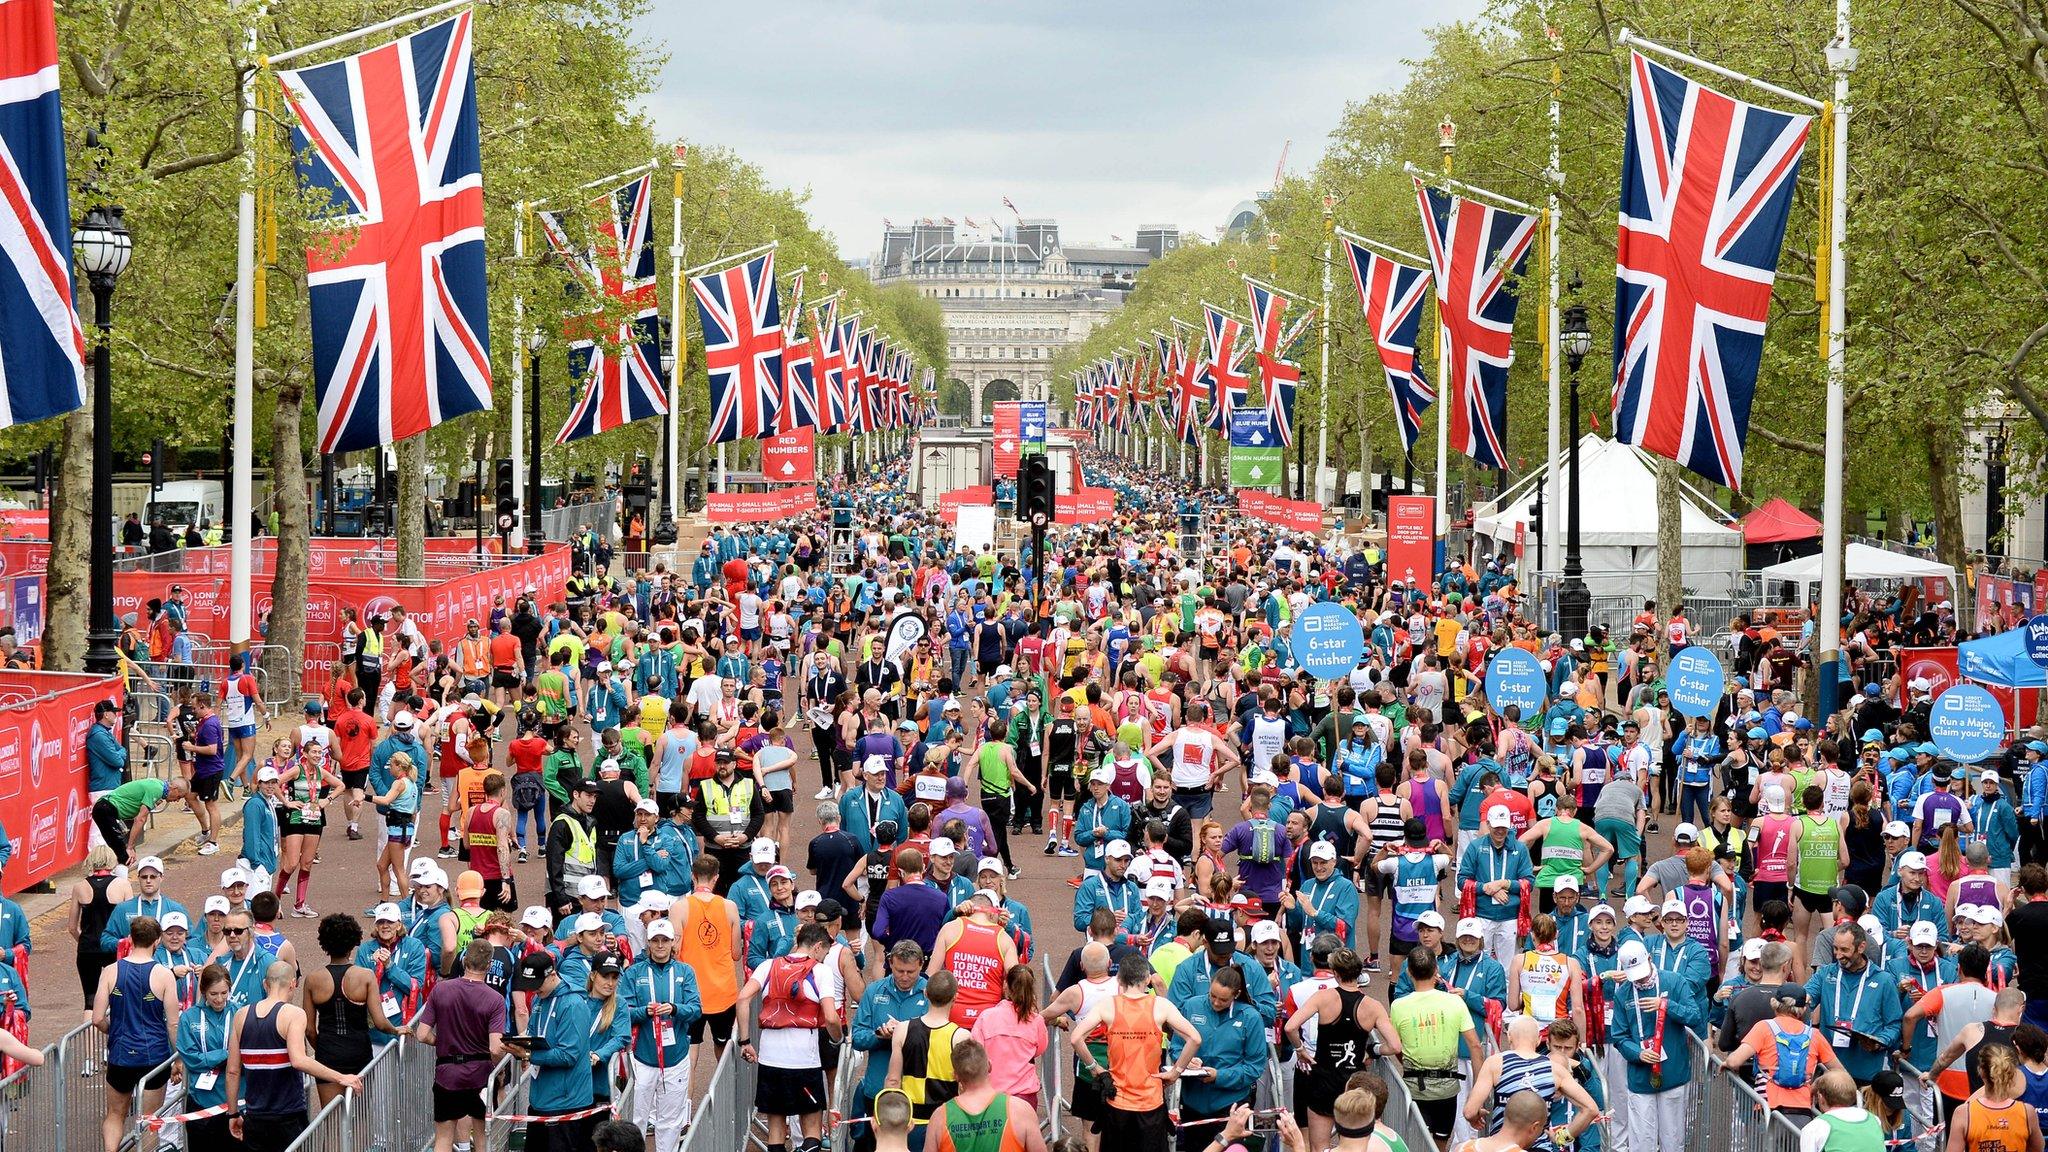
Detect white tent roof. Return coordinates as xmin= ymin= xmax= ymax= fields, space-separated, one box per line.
xmin=1758 ymin=542 xmax=1956 ymax=586
xmin=1473 ymin=434 xmax=1741 ymax=548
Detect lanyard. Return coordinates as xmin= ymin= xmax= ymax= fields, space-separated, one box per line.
xmin=1656 ymin=938 xmax=1685 ymax=973
xmin=644 ymin=964 xmax=676 ymax=1020
xmin=227 ymin=952 xmax=258 ymax=994
xmin=1489 ymin=844 xmax=1508 ymax=887
xmin=1832 ymin=966 xmax=1870 ymax=1029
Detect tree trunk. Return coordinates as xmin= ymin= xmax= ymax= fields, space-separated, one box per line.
xmin=1656 ymin=457 xmax=1682 ymax=664
xmin=1927 ymin=420 xmax=1967 ymax=629
xmin=267 ymin=372 xmax=310 ymax=701
xmin=396 ymin=433 xmax=426 ymax=582
xmin=45 ymin=409 xmax=93 ymax=671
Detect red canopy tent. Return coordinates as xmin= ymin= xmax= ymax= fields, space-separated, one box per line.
xmin=1738 ymin=496 xmax=1821 ymax=566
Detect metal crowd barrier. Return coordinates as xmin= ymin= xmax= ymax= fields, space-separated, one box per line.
xmin=0 ymin=1036 xmax=63 ymax=1152
xmin=1372 ymin=1055 xmax=1440 ymax=1152
xmin=1041 ymin=952 xmax=1068 ymax=1138
xmin=280 ymin=1094 xmax=350 ymax=1152
xmin=1689 ymin=1030 xmax=1805 ymax=1152
xmin=677 ymin=1035 xmax=751 ymax=1152
xmin=479 ymin=1053 xmax=529 ymax=1152
xmin=829 ymin=1039 xmax=864 ymax=1152
xmin=1896 ymin=1059 xmax=1945 ymax=1152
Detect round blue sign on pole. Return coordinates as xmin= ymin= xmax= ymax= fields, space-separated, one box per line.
xmin=1666 ymin=647 xmax=1727 ymax=719
xmin=1929 ymin=683 xmax=2008 ymax=764
xmin=1485 ymin=648 xmax=1549 ymax=716
xmin=2026 ymin=615 xmax=2048 ymax=667
xmin=1294 ymin=602 xmax=1369 ymax=679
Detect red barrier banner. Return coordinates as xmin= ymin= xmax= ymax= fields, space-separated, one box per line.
xmin=1387 ymin=495 xmax=1437 ymax=588
xmin=0 ymin=510 xmax=47 ymax=539
xmin=761 ymin=429 xmax=816 ymax=484
xmin=706 ymin=485 xmax=818 ymax=523
xmin=992 ymin=403 xmax=1022 ymax=479
xmin=1055 ymin=487 xmax=1114 ymax=524
xmin=0 ymin=669 xmax=120 ymax=894
xmin=1236 ymin=491 xmax=1323 ymax=533
xmin=1978 ymin=575 xmax=2004 ymax=632
xmin=1899 ymin=646 xmax=1959 ymax=698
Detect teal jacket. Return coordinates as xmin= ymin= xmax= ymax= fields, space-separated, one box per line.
xmin=1175 ymin=997 xmax=1269 ymax=1114
xmin=851 ymin=976 xmax=929 ymax=1101
xmin=623 ymin=958 xmax=703 ymax=1068
xmin=1609 ymin=970 xmax=1705 ymax=1094
xmin=175 ymin=1003 xmax=234 ymax=1109
xmin=588 ymin=995 xmax=631 ymax=1100
xmin=527 ymin=985 xmax=596 ymax=1115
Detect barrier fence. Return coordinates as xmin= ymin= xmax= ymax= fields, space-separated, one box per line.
xmin=1374 ymin=1055 xmax=1441 ymax=1152
xmin=676 ymin=1034 xmax=753 ymax=1152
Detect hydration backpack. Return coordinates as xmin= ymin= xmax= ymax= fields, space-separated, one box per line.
xmin=1247 ymin=818 xmax=1280 ymax=865
xmin=1768 ymin=1022 xmax=1811 ymax=1090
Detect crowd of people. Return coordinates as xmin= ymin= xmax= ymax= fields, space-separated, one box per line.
xmin=38 ymin=442 xmax=2048 ymax=1152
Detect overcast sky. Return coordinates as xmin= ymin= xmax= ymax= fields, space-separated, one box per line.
xmin=640 ymin=1 xmax=1484 ymax=260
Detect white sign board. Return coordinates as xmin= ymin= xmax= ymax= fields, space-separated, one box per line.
xmin=955 ymin=504 xmax=998 ymax=556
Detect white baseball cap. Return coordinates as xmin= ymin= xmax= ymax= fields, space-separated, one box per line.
xmin=161 ymin=911 xmax=189 ymax=931
xmin=416 ymin=866 xmax=449 ymax=889
xmin=409 ymin=858 xmax=436 ymax=880
xmin=1554 ymin=874 xmax=1580 ymax=893
xmin=598 ymin=758 xmax=622 ymax=777
xmin=976 ymin=857 xmax=1003 ymax=874
xmin=635 ymin=798 xmax=659 ymax=815
xmin=1909 ymin=921 xmax=1940 ymax=947
xmin=1883 ymin=820 xmax=1912 ymax=838
xmin=1741 ymin=938 xmax=1767 ymax=961
xmin=1250 ymin=921 xmax=1284 ymax=944
xmin=1962 ymin=904 xmax=2004 ymax=926
xmin=203 ymin=896 xmax=230 ymax=915
xmin=637 ymin=892 xmax=674 ymax=915
xmin=573 ymin=912 xmax=605 ymax=934
xmin=1090 ymin=766 xmax=1116 ymax=785
xmin=520 ymin=906 xmax=553 ymax=929
xmin=220 ymin=867 xmax=250 ymax=888
xmin=135 ymin=856 xmax=164 ymax=874
xmin=796 ymin=890 xmax=822 ymax=910
xmin=863 ymin=755 xmax=889 ymax=775
xmin=751 ymin=837 xmax=779 ymax=863
xmin=646 ymin=919 xmax=677 ymax=940
xmin=1588 ymin=903 xmax=1617 ymax=921
xmin=1673 ymin=822 xmax=1700 ymax=843
xmin=578 ymin=875 xmax=610 ymax=899
xmin=372 ymin=902 xmax=404 ymax=923
xmin=255 ymin=766 xmax=280 ymax=783
xmin=928 ymin=837 xmax=957 ymax=857
xmin=1762 ymin=785 xmax=1787 ymax=814
xmin=1660 ymin=897 xmax=1686 ymax=919
xmin=1249 ymin=769 xmax=1280 ymax=787
xmin=1486 ymin=806 xmax=1513 ymax=829
xmin=1618 ymin=939 xmax=1653 ymax=980
xmin=1898 ymin=851 xmax=1929 ymax=872
xmin=1623 ymin=895 xmax=1656 ymax=918
xmin=1104 ymin=839 xmax=1133 ymax=859
xmin=1416 ymin=910 xmax=1447 ymax=930
xmin=1858 ymin=913 xmax=1887 ymax=942
xmin=1455 ymin=917 xmax=1484 ymax=939
xmin=1144 ymin=877 xmax=1175 ymax=901
xmin=393 ymin=710 xmax=417 ymax=729
xmin=1307 ymin=841 xmax=1338 ymax=862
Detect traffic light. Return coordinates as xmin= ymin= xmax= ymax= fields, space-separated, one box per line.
xmin=1018 ymin=451 xmax=1055 ymax=524
xmin=622 ymin=481 xmax=650 ymax=516
xmin=148 ymin=438 xmax=165 ymax=490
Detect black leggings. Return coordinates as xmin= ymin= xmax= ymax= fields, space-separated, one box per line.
xmin=1012 ymin=779 xmax=1044 ymax=833
xmin=982 ymin=796 xmax=1014 ymax=869
xmin=77 ymin=948 xmax=114 ymax=1010
xmin=812 ymin=728 xmax=839 ymax=788
xmin=91 ymin=800 xmax=131 ymax=864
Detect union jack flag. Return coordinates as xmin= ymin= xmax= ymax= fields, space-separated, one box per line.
xmin=1073 ymin=366 xmax=1096 ymax=427
xmin=812 ymin=300 xmax=846 ymax=432
xmin=1246 ymin=282 xmax=1296 ymax=411
xmin=0 ymin=0 xmax=87 ymax=429
xmin=1613 ymin=51 xmax=1811 ymax=489
xmin=1342 ymin=237 xmax=1434 ymax=453
xmin=1260 ymin=351 xmax=1301 ymax=448
xmin=1200 ymin=306 xmax=1250 ymax=432
xmin=1415 ymin=178 xmax=1537 ymax=470
xmin=538 ymin=175 xmax=669 ymax=445
xmin=865 ymin=337 xmax=890 ymax=429
xmin=845 ymin=326 xmax=872 ymax=433
xmin=691 ymin=250 xmax=784 ymax=444
xmin=279 ymin=11 xmax=493 ymax=454
xmin=1169 ymin=326 xmax=1204 ymax=444
xmin=778 ymin=326 xmax=817 ymax=433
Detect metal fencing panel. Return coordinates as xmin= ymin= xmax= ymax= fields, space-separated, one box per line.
xmin=1373 ymin=1055 xmax=1439 ymax=1152
xmin=480 ymin=1054 xmax=530 ymax=1152
xmin=279 ymin=1095 xmax=350 ymax=1152
xmin=61 ymin=1023 xmax=106 ymax=1152
xmin=0 ymin=1039 xmax=64 ymax=1152
xmin=677 ymin=1040 xmax=746 ymax=1152
xmin=829 ymin=1042 xmax=864 ymax=1152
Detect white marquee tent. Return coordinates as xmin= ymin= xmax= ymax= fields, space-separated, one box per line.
xmin=1757 ymin=541 xmax=1956 ymax=593
xmin=1472 ymin=434 xmax=1745 ymax=599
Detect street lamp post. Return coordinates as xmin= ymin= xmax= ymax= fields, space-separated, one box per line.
xmin=1556 ymin=296 xmax=1594 ymax=641
xmin=75 ymin=204 xmax=132 ymax=677
xmin=654 ymin=332 xmax=678 ymax=546
xmin=526 ymin=330 xmax=545 ymax=555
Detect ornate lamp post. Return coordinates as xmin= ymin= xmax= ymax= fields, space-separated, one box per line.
xmin=1556 ymin=293 xmax=1594 ymax=640
xmin=526 ymin=329 xmax=545 ymax=555
xmin=75 ymin=204 xmax=132 ymax=676
xmin=654 ymin=324 xmax=678 ymax=545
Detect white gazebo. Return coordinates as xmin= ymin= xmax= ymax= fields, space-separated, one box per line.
xmin=1472 ymin=434 xmax=1745 ymax=599
xmin=1757 ymin=542 xmax=1957 ymax=596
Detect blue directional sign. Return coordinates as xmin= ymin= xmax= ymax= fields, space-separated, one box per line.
xmin=1666 ymin=647 xmax=1727 ymax=718
xmin=1295 ymin=602 xmax=1368 ymax=679
xmin=1020 ymin=401 xmax=1047 ymax=446
xmin=1929 ymin=683 xmax=2007 ymax=764
xmin=1485 ymin=648 xmax=1548 ymax=716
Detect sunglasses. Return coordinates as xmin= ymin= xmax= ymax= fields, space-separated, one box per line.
xmin=223 ymin=927 xmax=249 ymax=936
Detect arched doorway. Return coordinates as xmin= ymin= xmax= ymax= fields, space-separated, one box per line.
xmin=975 ymin=378 xmax=1020 ymax=426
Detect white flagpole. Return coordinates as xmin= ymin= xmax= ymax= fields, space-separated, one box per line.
xmin=1820 ymin=11 xmax=1854 ymax=717
xmin=510 ymin=206 xmax=525 ymax=551
xmin=1545 ymin=11 xmax=1564 ymax=579
xmin=669 ymin=146 xmax=684 ymax=523
xmin=229 ymin=16 xmax=257 ymax=650
xmin=1318 ymin=193 xmax=1334 ymax=506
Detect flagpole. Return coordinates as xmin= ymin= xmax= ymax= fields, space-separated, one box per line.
xmin=266 ymin=0 xmax=470 ymax=64
xmin=229 ymin=15 xmax=258 ymax=652
xmin=1544 ymin=9 xmax=1564 ymax=586
xmin=1818 ymin=11 xmax=1855 ymax=720
xmin=510 ymin=205 xmax=526 ymax=551
xmin=1318 ymin=193 xmax=1334 ymax=507
xmin=668 ymin=145 xmax=684 ymax=525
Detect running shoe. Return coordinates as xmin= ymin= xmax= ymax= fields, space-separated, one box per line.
xmin=197 ymin=840 xmax=219 ymax=856
xmin=1057 ymin=845 xmax=1080 ymax=858
xmin=1042 ymin=840 xmax=1057 ymax=857
xmin=346 ymin=826 xmax=363 ymax=841
xmin=293 ymin=904 xmax=316 ymax=918
xmin=517 ymin=849 xmax=529 ymax=864
xmin=814 ymin=788 xmax=836 ymax=801
xmin=1007 ymin=867 xmax=1022 ymax=881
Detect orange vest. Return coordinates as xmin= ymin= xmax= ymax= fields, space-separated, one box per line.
xmin=1105 ymin=996 xmax=1164 ymax=1113
xmin=677 ymin=892 xmax=739 ymax=1012
xmin=941 ymin=921 xmax=1006 ymax=1028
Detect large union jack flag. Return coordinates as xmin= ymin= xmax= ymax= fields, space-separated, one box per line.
xmin=1416 ymin=178 xmax=1536 ymax=470
xmin=1343 ymin=237 xmax=1434 ymax=453
xmin=844 ymin=325 xmax=872 ymax=434
xmin=1246 ymin=282 xmax=1295 ymax=411
xmin=691 ymin=250 xmax=783 ymax=444
xmin=0 ymin=0 xmax=87 ymax=429
xmin=280 ymin=11 xmax=493 ymax=454
xmin=1169 ymin=325 xmax=1204 ymax=444
xmin=1614 ymin=52 xmax=1811 ymax=489
xmin=1200 ymin=306 xmax=1250 ymax=433
xmin=538 ymin=174 xmax=669 ymax=445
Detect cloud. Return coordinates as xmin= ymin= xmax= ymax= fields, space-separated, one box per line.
xmin=639 ymin=1 xmax=1482 ymax=256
